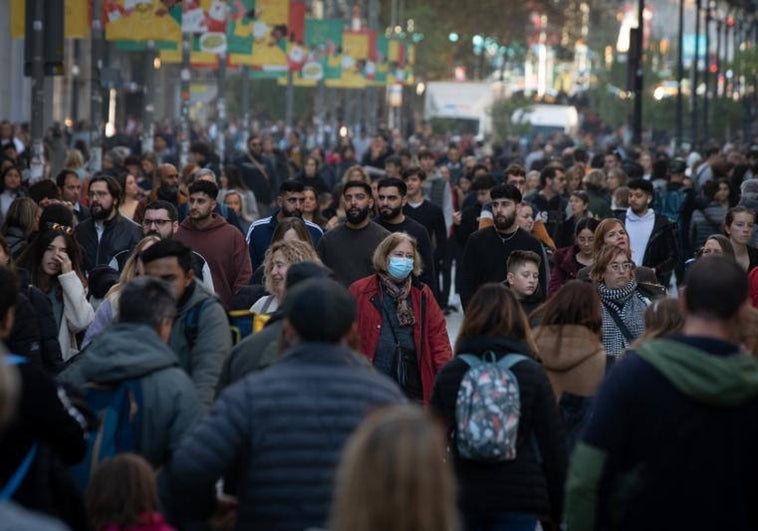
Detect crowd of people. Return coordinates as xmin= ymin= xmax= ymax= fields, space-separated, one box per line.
xmin=2 ymin=114 xmax=758 ymax=531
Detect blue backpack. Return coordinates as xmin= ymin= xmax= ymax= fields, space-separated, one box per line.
xmin=455 ymin=352 xmax=528 ymax=461
xmin=69 ymin=379 xmax=143 ymax=491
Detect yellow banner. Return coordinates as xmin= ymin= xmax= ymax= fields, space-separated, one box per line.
xmin=11 ymin=0 xmax=90 ymax=39
xmin=230 ymin=0 xmax=288 ymax=67
xmin=105 ymin=0 xmax=182 ymax=43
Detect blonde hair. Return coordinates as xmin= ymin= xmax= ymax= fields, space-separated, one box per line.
xmin=329 ymin=405 xmax=459 ymax=531
xmin=372 ymin=232 xmax=423 ymax=277
xmin=262 ymin=239 xmax=320 ymax=295
xmin=105 ymin=235 xmax=161 ymax=302
xmin=639 ymin=298 xmax=684 ymax=342
xmin=64 ymin=149 xmax=85 ymax=169
xmin=341 ymin=165 xmax=371 ymax=185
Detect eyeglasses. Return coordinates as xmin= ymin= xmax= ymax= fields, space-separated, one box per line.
xmin=608 ymin=261 xmax=634 ymax=272
xmin=142 ymin=219 xmax=172 ymax=227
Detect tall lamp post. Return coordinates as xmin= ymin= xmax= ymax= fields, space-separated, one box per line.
xmin=632 ymin=0 xmax=644 ymax=145
xmin=676 ymin=0 xmax=684 ymax=148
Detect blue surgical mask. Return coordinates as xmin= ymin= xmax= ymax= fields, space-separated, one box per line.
xmin=387 ymin=256 xmax=414 ymax=280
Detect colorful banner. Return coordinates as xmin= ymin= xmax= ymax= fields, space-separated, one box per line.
xmin=230 ymin=0 xmax=289 ymax=68
xmin=104 ymin=0 xmax=182 ymax=42
xmin=11 ymin=0 xmax=90 ymax=39
xmin=227 ymin=0 xmax=255 ymax=56
xmin=299 ymin=18 xmax=343 ymax=81
xmin=325 ymin=30 xmax=375 ymax=89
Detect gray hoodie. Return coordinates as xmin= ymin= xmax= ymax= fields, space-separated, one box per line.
xmin=59 ymin=323 xmax=201 ymax=468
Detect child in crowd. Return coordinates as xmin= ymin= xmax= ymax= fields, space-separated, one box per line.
xmin=85 ymin=454 xmax=175 ymax=531
xmin=505 ymin=250 xmax=543 ymax=315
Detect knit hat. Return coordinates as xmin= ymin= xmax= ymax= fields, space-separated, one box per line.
xmin=285 ymin=261 xmax=334 ymax=290
xmin=282 ymin=278 xmax=356 ymax=343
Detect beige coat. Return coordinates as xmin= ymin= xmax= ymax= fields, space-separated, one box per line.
xmin=533 ymin=324 xmax=606 ymax=400
xmin=58 ymin=271 xmax=94 ymax=361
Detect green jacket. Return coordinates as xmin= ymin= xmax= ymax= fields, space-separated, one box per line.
xmin=566 ymin=338 xmax=758 ymax=530
xmin=216 ymin=318 xmax=282 ymax=394
xmin=58 ymin=323 xmax=201 ymax=468
xmin=169 ymin=281 xmax=232 ymax=408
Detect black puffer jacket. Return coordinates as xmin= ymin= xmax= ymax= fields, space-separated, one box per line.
xmin=73 ymin=214 xmax=142 ymax=273
xmin=430 ymin=335 xmax=567 ymax=523
xmin=616 ymin=211 xmax=679 ymax=282
xmin=165 ymin=342 xmax=406 ymax=531
xmin=7 ymin=270 xmax=63 ymax=374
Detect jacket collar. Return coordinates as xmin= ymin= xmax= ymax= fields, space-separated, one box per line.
xmin=455 ymin=335 xmax=534 ymax=358
xmin=278 ymin=342 xmax=369 ymax=367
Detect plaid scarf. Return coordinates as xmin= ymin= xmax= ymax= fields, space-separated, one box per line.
xmin=597 ymin=280 xmax=648 ymax=357
xmin=378 ymin=273 xmax=416 ymax=327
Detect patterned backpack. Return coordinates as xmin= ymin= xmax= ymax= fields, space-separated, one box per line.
xmin=455 ymin=352 xmax=528 ymax=461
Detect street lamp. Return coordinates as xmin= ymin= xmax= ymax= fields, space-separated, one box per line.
xmin=448 ymin=32 xmax=459 ymax=43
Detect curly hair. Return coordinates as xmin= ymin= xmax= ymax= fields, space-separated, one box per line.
xmin=262 ymin=239 xmax=320 ymax=296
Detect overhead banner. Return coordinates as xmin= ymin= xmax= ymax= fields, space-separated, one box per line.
xmin=326 ymin=29 xmax=375 ymax=89
xmin=230 ymin=0 xmax=288 ymax=69
xmin=11 ymin=0 xmax=90 ymax=39
xmin=298 ymin=18 xmax=343 ymax=81
xmin=104 ymin=0 xmax=182 ymax=42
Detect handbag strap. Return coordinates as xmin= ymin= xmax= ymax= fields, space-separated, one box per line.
xmin=601 ymin=300 xmax=636 ymax=342
xmin=378 ymin=297 xmax=401 ymax=347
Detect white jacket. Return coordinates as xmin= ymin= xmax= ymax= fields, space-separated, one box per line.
xmin=58 ymin=271 xmax=94 ymax=361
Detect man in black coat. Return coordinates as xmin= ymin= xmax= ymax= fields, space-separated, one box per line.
xmin=164 ymin=278 xmax=405 ymax=530
xmin=567 ymin=257 xmax=758 ymax=531
xmin=618 ymin=178 xmax=679 ymax=286
xmin=73 ymin=174 xmax=143 ymax=275
xmin=458 ymin=184 xmax=547 ymax=311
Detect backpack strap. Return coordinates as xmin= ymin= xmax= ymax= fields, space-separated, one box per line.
xmin=457 ymin=354 xmax=482 ymax=368
xmin=1 ymin=354 xmax=36 ymax=501
xmin=184 ymin=298 xmax=214 ymax=350
xmin=497 ymin=353 xmax=530 ymax=370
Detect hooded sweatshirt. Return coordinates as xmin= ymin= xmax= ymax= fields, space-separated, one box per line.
xmin=566 ymin=336 xmax=758 ymax=531
xmin=176 ymin=213 xmax=252 ymax=307
xmin=58 ymin=323 xmax=202 ymax=468
xmin=533 ymin=324 xmax=606 ymax=400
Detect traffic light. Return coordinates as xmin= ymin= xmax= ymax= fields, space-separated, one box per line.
xmin=24 ymin=0 xmax=64 ymax=76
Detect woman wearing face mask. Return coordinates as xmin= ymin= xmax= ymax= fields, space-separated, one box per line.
xmin=350 ymin=232 xmax=452 ymax=404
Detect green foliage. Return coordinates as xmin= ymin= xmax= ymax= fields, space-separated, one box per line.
xmin=489 ymin=95 xmax=534 ymax=141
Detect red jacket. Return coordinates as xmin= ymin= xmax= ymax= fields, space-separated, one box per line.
xmin=349 ymin=275 xmax=452 ymax=404
xmin=548 ymin=245 xmax=581 ymax=297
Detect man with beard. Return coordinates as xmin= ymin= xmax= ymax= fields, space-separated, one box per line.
xmin=176 ymin=180 xmax=251 ymax=308
xmin=73 ymin=174 xmax=143 ymax=274
xmin=133 ymin=163 xmax=185 ymax=223
xmin=317 ymin=181 xmax=390 ymax=286
xmin=56 ymin=169 xmax=90 ymax=223
xmin=619 ymin=178 xmax=678 ymax=286
xmin=246 ymin=180 xmax=323 ymax=272
xmin=235 ymin=134 xmax=276 ymax=217
xmin=458 ymin=184 xmax=547 ymax=311
xmin=374 ymin=177 xmax=435 ymax=289
xmin=107 ymin=200 xmax=215 ymax=293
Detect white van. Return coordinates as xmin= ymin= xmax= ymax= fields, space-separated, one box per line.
xmin=511 ymin=104 xmax=579 ymax=138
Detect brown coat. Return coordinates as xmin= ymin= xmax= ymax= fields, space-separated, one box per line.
xmin=533 ymin=324 xmax=606 ymax=400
